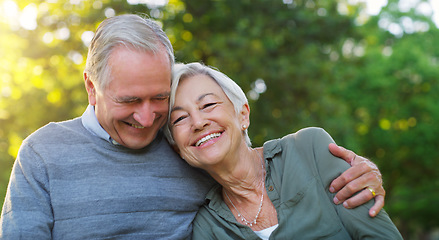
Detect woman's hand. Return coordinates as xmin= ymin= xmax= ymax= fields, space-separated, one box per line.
xmin=328 ymin=143 xmax=385 ymax=217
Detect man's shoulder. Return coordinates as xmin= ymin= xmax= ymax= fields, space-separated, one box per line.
xmin=24 ymin=117 xmax=86 ymax=144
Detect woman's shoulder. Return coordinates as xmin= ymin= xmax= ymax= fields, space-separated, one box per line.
xmin=263 ymin=127 xmax=342 ymax=176
xmin=283 ymin=127 xmax=330 ymax=141
xmin=264 ymin=127 xmax=333 ymax=151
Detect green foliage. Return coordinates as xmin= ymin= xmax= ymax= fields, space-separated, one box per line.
xmin=338 ymin=29 xmax=439 ymax=233
xmin=1 ymin=0 xmax=438 ymax=238
xmin=163 ymin=0 xmax=359 ymax=145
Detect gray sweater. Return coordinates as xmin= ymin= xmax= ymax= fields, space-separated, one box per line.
xmin=0 ymin=117 xmax=214 ymax=239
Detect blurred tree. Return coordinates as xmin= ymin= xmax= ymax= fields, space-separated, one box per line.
xmin=162 ymin=0 xmax=359 ymax=145
xmin=332 ymin=0 xmax=439 ymax=237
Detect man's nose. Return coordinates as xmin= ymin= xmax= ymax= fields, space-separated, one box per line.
xmin=133 ymin=102 xmax=155 ymax=127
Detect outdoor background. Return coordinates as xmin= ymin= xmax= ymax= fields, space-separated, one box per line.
xmin=1 ymin=0 xmax=438 ymax=239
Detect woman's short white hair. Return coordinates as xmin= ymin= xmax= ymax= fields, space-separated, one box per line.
xmin=84 ymin=14 xmax=174 ymax=91
xmin=165 ymin=62 xmax=252 ymax=147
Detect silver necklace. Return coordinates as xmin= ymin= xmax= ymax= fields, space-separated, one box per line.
xmin=224 ymin=150 xmax=265 ymax=227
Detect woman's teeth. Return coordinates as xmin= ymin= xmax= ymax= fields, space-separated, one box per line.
xmin=196 ymin=133 xmax=221 ymax=147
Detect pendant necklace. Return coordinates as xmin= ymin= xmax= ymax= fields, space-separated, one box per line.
xmin=224 ymin=150 xmax=265 ymax=227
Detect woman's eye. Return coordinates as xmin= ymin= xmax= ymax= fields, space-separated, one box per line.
xmin=172 ymin=116 xmax=186 ymax=125
xmin=203 ymin=102 xmax=217 ymax=109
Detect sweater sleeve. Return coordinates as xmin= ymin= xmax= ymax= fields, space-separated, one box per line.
xmin=309 ymin=127 xmax=402 ymax=239
xmin=1 ymin=141 xmax=53 ymax=239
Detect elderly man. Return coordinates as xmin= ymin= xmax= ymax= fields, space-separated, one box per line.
xmin=0 ymin=14 xmax=384 ymax=239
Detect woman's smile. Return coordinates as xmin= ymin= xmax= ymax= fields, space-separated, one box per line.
xmin=194 ymin=132 xmax=223 ymax=147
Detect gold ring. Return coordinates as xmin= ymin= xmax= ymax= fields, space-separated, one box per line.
xmin=367 ymin=187 xmax=376 ymax=197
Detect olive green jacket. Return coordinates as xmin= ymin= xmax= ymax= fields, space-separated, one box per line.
xmin=192 ymin=127 xmax=402 ymax=240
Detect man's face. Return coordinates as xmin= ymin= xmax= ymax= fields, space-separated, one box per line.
xmin=86 ymin=46 xmax=171 ymax=149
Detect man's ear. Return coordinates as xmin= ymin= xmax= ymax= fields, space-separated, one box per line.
xmin=240 ymin=103 xmax=250 ymax=130
xmin=84 ymin=72 xmax=96 ymax=106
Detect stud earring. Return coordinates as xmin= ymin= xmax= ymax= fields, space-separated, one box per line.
xmin=242 ymin=124 xmax=247 ymax=130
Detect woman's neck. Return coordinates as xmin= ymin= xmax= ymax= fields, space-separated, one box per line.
xmin=216 ymin=147 xmax=278 ymax=230
xmin=209 ymin=147 xmax=265 ymax=198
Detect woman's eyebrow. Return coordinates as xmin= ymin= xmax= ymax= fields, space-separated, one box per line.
xmin=170 ymin=105 xmax=183 ymax=113
xmin=197 ymin=93 xmax=215 ymax=102
xmin=171 ymin=93 xmax=216 ymax=113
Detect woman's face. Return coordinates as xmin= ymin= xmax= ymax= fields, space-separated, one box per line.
xmin=169 ymin=74 xmax=249 ymax=169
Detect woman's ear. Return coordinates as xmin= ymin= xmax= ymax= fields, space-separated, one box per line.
xmin=240 ymin=103 xmax=250 ymax=130
xmin=84 ymin=72 xmax=96 ymax=105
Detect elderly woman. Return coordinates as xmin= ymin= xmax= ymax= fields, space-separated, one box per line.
xmin=165 ymin=62 xmax=402 ymax=239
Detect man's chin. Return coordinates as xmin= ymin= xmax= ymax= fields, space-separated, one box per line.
xmin=116 ymin=123 xmax=163 ymax=149
xmin=119 ymin=135 xmax=157 ymax=149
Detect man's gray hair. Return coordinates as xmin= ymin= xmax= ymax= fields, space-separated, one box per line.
xmin=84 ymin=14 xmax=174 ymax=91
xmin=165 ymin=62 xmax=252 ymax=147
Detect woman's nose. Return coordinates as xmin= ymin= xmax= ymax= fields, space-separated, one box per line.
xmin=191 ymin=112 xmax=209 ymax=131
